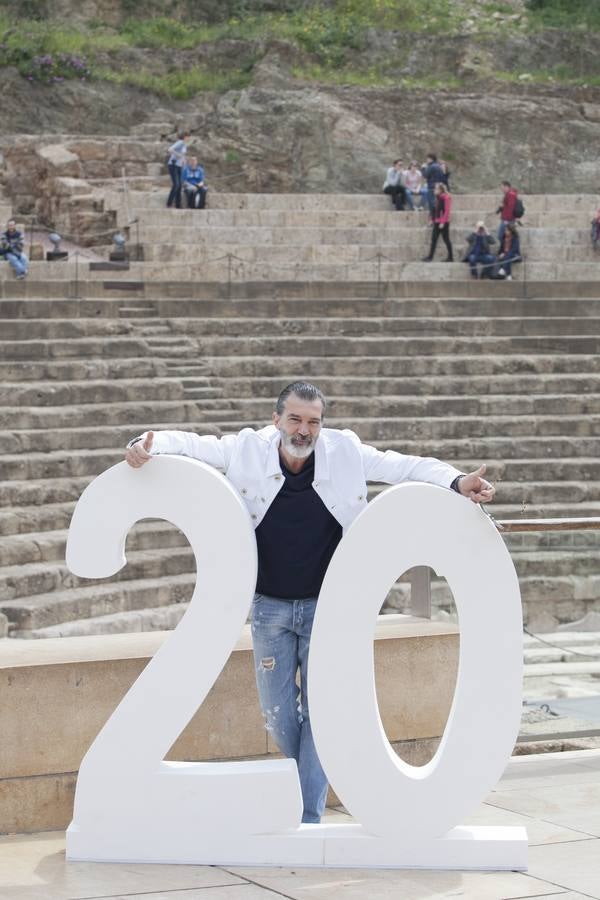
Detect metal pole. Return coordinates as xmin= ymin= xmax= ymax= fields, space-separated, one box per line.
xmin=227 ymin=252 xmax=232 ymax=301
xmin=409 ymin=566 xmax=432 ymax=618
xmin=74 ymin=251 xmax=80 ymax=300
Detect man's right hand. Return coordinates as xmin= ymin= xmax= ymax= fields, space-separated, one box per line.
xmin=125 ymin=431 xmax=154 ymax=468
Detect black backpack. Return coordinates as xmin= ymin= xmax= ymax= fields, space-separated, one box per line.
xmin=514 ymin=197 xmax=525 ymax=219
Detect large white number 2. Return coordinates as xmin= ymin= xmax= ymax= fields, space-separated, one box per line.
xmin=66 ymin=456 xmax=527 ymax=870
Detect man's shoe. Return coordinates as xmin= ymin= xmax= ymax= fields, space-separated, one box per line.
xmin=506 ymin=274 xmax=513 ymax=281
xmin=498 ymin=267 xmax=506 ymax=277
xmin=421 ymin=256 xmax=433 ymax=262
xmin=16 ymin=273 xmax=26 ymax=280
xmin=470 ymin=271 xmax=478 ymax=279
xmin=444 ymin=257 xmax=453 ymax=262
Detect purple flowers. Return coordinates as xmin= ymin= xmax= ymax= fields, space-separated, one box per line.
xmin=23 ymin=52 xmax=91 ymax=84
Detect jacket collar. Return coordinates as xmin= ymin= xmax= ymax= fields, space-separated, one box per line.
xmin=264 ymin=425 xmax=330 ymax=482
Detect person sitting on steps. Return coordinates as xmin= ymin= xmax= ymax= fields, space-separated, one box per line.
xmin=422 ymin=183 xmax=453 ymax=263
xmin=382 ymin=159 xmax=407 ymax=211
xmin=182 ymin=156 xmax=208 ymax=210
xmin=0 ymin=219 xmax=28 ymax=280
xmin=463 ymin=220 xmax=496 ymax=279
xmin=493 ymin=223 xmax=521 ymax=280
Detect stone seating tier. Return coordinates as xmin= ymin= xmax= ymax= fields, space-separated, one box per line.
xmin=0 ymin=192 xmax=599 ymax=639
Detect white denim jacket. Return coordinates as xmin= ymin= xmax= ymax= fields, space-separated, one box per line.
xmin=139 ymin=426 xmax=463 ymax=531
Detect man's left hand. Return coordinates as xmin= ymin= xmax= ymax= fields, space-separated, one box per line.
xmin=458 ymin=464 xmax=496 ymax=503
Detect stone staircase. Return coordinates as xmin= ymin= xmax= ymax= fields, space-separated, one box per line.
xmin=0 ymin=192 xmax=599 ymax=639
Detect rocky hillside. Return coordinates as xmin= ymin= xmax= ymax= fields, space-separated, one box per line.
xmin=0 ymin=0 xmax=599 ymax=192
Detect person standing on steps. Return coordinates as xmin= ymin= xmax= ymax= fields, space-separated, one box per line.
xmin=124 ymin=381 xmax=496 ymax=824
xmin=496 ymin=180 xmax=519 ymax=242
xmin=422 ymin=182 xmax=454 ymax=263
xmin=421 ymin=153 xmax=445 ymax=216
xmin=166 ymin=131 xmax=190 ymax=209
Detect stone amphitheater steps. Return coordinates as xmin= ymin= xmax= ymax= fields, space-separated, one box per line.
xmin=1 ymin=192 xmax=600 ymax=636
xmin=3 ymin=573 xmax=196 ymax=637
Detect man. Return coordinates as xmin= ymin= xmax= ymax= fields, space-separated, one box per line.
xmin=382 ymin=159 xmax=407 ymax=211
xmin=497 ymin=180 xmax=519 ymax=242
xmin=421 ymin=153 xmax=445 ymax=215
xmin=125 ymin=382 xmax=495 ymax=823
xmin=182 ymin=156 xmax=207 ymax=210
xmin=0 ymin=219 xmax=28 ymax=279
xmin=463 ymin=220 xmax=496 ymax=279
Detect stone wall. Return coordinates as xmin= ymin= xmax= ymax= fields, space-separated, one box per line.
xmin=0 ymin=617 xmax=459 ymax=833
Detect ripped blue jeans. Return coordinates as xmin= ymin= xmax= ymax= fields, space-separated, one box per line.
xmin=251 ymin=593 xmax=328 ymax=824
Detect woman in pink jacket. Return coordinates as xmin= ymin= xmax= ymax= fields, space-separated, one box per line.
xmin=423 ymin=182 xmax=454 ymax=262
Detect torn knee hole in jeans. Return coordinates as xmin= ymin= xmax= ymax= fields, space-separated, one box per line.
xmin=260 ymin=656 xmax=275 ymax=671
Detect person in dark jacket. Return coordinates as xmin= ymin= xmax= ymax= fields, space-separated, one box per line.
xmin=463 ymin=221 xmax=496 ymax=279
xmin=422 ymin=183 xmax=453 ymax=262
xmin=421 ymin=153 xmax=444 ymax=215
xmin=494 ymin=223 xmax=521 ymax=280
xmin=0 ymin=219 xmax=28 ymax=279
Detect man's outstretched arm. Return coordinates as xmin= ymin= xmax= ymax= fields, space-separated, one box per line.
xmin=124 ymin=429 xmax=234 ymax=471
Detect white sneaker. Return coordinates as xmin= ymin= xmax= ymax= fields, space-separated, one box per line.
xmin=506 ymin=275 xmax=512 ymax=281
xmin=498 ymin=267 xmax=506 ymax=277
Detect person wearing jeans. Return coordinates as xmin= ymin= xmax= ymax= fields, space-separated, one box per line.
xmin=125 ymin=382 xmax=496 ymax=823
xmin=251 ymin=594 xmax=326 ymax=822
xmin=0 ymin=219 xmax=28 ymax=279
xmin=423 ymin=183 xmax=454 ymax=262
xmin=463 ymin=220 xmax=496 ymax=278
xmin=403 ymin=162 xmax=428 ymax=211
xmin=166 ymin=131 xmax=190 ymax=209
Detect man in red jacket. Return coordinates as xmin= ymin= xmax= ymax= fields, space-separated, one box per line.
xmin=497 ymin=181 xmax=519 ymax=242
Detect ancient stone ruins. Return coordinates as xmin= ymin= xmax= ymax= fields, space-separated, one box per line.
xmin=0 ymin=130 xmax=599 ymax=639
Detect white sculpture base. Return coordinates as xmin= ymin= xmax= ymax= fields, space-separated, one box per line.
xmin=67 ymin=823 xmax=528 ymax=870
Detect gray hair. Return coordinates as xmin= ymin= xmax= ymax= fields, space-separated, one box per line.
xmin=275 ymin=381 xmax=326 ymax=417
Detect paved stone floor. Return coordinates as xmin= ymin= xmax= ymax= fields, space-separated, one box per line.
xmin=1 ymin=749 xmax=599 ymax=900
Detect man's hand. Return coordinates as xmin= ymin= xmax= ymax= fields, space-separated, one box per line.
xmin=458 ymin=464 xmax=495 ymax=503
xmin=125 ymin=431 xmax=154 ymax=468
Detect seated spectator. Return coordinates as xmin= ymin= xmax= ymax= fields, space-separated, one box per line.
xmin=421 ymin=153 xmax=444 ymax=216
xmin=494 ymin=222 xmax=521 ymax=280
xmin=591 ymin=197 xmax=600 ymax=251
xmin=496 ymin=180 xmax=520 ymax=241
xmin=0 ymin=219 xmax=28 ymax=279
xmin=182 ymin=156 xmax=208 ymax=210
xmin=382 ymin=159 xmax=407 ymax=211
xmin=463 ymin=221 xmax=496 ymax=279
xmin=403 ymin=161 xmax=428 ymax=211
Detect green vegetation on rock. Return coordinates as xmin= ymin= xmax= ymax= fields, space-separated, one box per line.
xmin=0 ymin=0 xmax=600 ymax=98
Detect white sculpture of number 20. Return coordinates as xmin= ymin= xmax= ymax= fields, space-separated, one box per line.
xmin=65 ymin=455 xmax=527 ymax=869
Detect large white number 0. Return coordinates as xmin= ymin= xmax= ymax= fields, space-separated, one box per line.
xmin=66 ymin=456 xmax=527 ymax=869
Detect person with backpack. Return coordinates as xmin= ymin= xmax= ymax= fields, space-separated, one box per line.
xmin=422 ymin=182 xmax=453 ymax=263
xmin=496 ymin=181 xmax=523 ymax=242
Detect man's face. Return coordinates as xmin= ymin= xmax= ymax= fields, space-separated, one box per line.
xmin=394 ymin=161 xmax=403 ymax=170
xmin=189 ymin=157 xmax=198 ymax=167
xmin=502 ymin=184 xmax=509 ymax=195
xmin=273 ymin=394 xmax=323 ymax=459
xmin=7 ymin=221 xmax=15 ymax=232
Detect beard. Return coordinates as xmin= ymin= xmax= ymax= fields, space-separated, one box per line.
xmin=279 ymin=428 xmax=317 ymax=459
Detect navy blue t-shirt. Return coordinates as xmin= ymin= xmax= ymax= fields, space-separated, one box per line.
xmin=255 ymin=452 xmax=343 ymax=600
